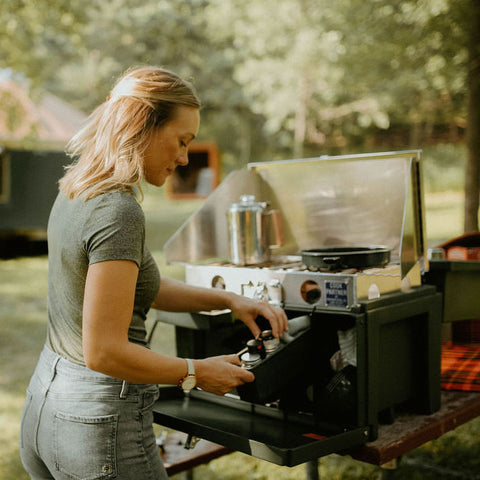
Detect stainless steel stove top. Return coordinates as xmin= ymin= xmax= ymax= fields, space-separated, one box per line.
xmin=185 ymin=257 xmax=421 ymax=311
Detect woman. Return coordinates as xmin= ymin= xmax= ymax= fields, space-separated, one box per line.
xmin=20 ymin=66 xmax=288 ymax=480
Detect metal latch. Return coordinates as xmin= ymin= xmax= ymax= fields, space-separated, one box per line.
xmin=155 ymin=430 xmax=168 ymax=453
xmin=184 ymin=434 xmax=200 ymax=450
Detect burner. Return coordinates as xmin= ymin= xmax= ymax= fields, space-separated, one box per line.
xmin=304 ymin=265 xmax=360 ymax=274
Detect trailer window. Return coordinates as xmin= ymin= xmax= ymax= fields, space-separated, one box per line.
xmin=0 ymin=151 xmax=10 ymax=204
xmin=166 ymin=142 xmax=220 ymax=199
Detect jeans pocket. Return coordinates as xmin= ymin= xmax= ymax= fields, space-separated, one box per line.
xmin=54 ymin=411 xmax=118 ymax=480
xmin=140 ymin=386 xmax=160 ymax=413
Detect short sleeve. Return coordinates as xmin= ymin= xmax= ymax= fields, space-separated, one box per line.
xmin=83 ymin=193 xmax=145 ymax=267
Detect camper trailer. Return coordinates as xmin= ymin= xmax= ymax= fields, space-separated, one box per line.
xmin=0 ymin=146 xmax=67 ymax=250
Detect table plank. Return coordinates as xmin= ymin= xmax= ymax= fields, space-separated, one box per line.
xmin=161 ymin=431 xmax=232 ymax=476
xmin=347 ymin=391 xmax=480 ymax=465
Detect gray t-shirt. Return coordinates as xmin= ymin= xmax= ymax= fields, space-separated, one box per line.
xmin=46 ymin=191 xmax=160 ymax=365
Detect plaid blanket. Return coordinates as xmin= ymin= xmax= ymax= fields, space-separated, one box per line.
xmin=441 ymin=344 xmax=480 ymax=392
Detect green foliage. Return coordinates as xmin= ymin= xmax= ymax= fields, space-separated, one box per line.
xmin=0 ymin=0 xmax=88 ymax=87
xmin=422 ymin=143 xmax=467 ymax=192
xmin=0 ymin=90 xmax=35 ymax=136
xmin=0 ymin=0 xmax=472 ymax=164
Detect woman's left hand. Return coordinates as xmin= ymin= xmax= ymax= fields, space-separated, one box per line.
xmin=228 ymin=294 xmax=289 ymax=339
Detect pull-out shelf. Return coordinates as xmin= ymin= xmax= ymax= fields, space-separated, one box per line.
xmin=153 ymin=387 xmax=370 ymax=467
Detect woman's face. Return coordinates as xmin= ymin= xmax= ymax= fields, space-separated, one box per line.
xmin=143 ymin=106 xmax=200 ymax=187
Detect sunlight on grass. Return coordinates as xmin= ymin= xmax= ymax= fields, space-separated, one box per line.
xmin=425 ymin=191 xmax=464 ymax=245
xmin=0 ymin=391 xmax=24 ymax=452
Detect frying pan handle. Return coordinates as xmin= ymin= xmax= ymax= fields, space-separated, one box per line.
xmin=323 ymin=256 xmax=341 ymax=265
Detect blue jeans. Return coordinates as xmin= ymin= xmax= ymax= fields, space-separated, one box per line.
xmin=20 ymin=346 xmax=168 ymax=480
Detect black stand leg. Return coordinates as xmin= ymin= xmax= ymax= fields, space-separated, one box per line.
xmin=305 ymin=460 xmax=319 ymax=480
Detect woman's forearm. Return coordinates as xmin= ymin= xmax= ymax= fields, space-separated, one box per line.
xmin=85 ymin=335 xmax=254 ymax=395
xmin=152 ymin=276 xmax=289 ymax=339
xmin=151 ymin=277 xmax=236 ymax=312
xmin=87 ymin=337 xmax=189 ymax=384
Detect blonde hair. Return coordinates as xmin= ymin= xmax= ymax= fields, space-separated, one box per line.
xmin=60 ymin=66 xmax=201 ymax=200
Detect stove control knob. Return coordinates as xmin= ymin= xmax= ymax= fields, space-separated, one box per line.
xmin=300 ymin=280 xmax=321 ymax=304
xmin=267 ymin=279 xmax=284 ymax=307
xmin=253 ymin=282 xmax=269 ymax=301
xmin=211 ymin=275 xmax=226 ymax=289
xmin=240 ymin=339 xmax=264 ymax=369
xmin=247 ymin=338 xmax=266 ymax=359
xmin=261 ymin=329 xmax=280 ymax=353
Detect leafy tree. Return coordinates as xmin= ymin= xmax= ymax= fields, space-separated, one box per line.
xmin=205 ymin=0 xmax=357 ymax=157
xmin=1 ymin=0 xmax=268 ymax=169
xmin=1 ymin=0 xmax=478 ymax=228
xmin=206 ymin=0 xmax=478 ymax=229
xmin=204 ymin=0 xmax=469 ymax=154
xmin=0 ymin=0 xmax=87 ymax=87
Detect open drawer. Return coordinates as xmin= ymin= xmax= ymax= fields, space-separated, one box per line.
xmin=153 ymin=387 xmax=370 ymax=467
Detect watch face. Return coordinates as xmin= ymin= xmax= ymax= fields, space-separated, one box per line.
xmin=182 ymin=376 xmax=196 ymax=390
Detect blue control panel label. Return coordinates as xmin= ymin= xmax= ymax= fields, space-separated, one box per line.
xmin=325 ymin=281 xmax=348 ymax=307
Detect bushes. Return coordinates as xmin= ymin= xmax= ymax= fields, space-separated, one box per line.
xmin=422 ymin=144 xmax=466 ymax=193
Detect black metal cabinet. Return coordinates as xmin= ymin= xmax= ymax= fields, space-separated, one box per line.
xmin=426 ymin=259 xmax=480 ymax=323
xmin=152 ymin=285 xmax=442 ymax=466
xmin=363 ymin=286 xmax=442 ymax=435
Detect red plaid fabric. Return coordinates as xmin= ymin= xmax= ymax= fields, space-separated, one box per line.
xmin=441 ymin=344 xmax=480 ymax=392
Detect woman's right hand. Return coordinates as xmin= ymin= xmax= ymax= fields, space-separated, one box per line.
xmin=193 ymin=354 xmax=255 ymax=396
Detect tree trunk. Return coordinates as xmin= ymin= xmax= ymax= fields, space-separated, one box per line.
xmin=294 ymin=96 xmax=307 ymax=159
xmin=294 ymin=74 xmax=310 ymax=158
xmin=463 ymin=0 xmax=480 ymax=232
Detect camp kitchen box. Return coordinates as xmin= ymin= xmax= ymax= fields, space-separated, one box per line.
xmin=152 ymin=150 xmax=442 ymax=466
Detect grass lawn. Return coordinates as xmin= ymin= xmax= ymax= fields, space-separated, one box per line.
xmin=424 ymin=191 xmax=467 ymax=246
xmin=1 ymin=188 xmax=479 ymax=480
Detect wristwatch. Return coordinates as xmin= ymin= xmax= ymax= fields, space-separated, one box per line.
xmin=178 ymin=358 xmax=196 ymax=393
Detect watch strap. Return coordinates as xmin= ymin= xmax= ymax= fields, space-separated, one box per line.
xmin=178 ymin=358 xmax=196 ymax=391
xmin=185 ymin=358 xmax=195 ymax=376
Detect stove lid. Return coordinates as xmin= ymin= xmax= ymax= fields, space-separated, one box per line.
xmin=164 ymin=150 xmax=427 ymax=278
